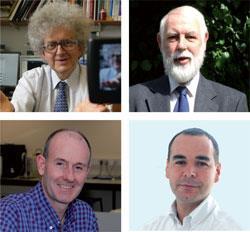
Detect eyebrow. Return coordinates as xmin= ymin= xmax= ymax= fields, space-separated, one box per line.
xmin=171 ymin=155 xmax=210 ymax=162
xmin=54 ymin=158 xmax=66 ymax=162
xmin=195 ymin=156 xmax=210 ymax=161
xmin=172 ymin=155 xmax=186 ymax=160
xmin=186 ymin=31 xmax=198 ymax=35
xmin=166 ymin=31 xmax=198 ymax=36
xmin=54 ymin=158 xmax=86 ymax=166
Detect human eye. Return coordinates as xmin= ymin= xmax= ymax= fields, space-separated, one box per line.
xmin=186 ymin=34 xmax=197 ymax=41
xmin=74 ymin=164 xmax=88 ymax=172
xmin=56 ymin=161 xmax=63 ymax=165
xmin=55 ymin=160 xmax=65 ymax=168
xmin=45 ymin=41 xmax=57 ymax=50
xmin=63 ymin=39 xmax=76 ymax=47
xmin=175 ymin=160 xmax=186 ymax=165
xmin=167 ymin=35 xmax=178 ymax=41
xmin=196 ymin=161 xmax=208 ymax=167
xmin=75 ymin=166 xmax=83 ymax=171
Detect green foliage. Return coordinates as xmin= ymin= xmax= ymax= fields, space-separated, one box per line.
xmin=197 ymin=0 xmax=250 ymax=97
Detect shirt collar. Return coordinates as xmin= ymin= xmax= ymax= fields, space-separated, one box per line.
xmin=169 ymin=71 xmax=200 ymax=98
xmin=188 ymin=195 xmax=217 ymax=225
xmin=51 ymin=64 xmax=80 ymax=90
xmin=32 ymin=182 xmax=61 ymax=227
xmin=64 ymin=201 xmax=76 ymax=226
xmin=169 ymin=195 xmax=218 ymax=226
xmin=32 ymin=182 xmax=76 ymax=228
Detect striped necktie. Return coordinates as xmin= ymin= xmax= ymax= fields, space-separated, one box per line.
xmin=174 ymin=86 xmax=189 ymax=112
xmin=54 ymin=81 xmax=68 ymax=112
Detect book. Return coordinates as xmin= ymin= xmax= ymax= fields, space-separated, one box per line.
xmin=8 ymin=0 xmax=22 ymax=21
xmin=109 ymin=0 xmax=113 ymax=17
xmin=104 ymin=0 xmax=111 ymax=18
xmin=23 ymin=0 xmax=41 ymax=21
xmin=13 ymin=0 xmax=31 ymax=22
xmin=82 ymin=0 xmax=87 ymax=17
xmin=111 ymin=0 xmax=119 ymax=21
xmin=89 ymin=0 xmax=94 ymax=19
xmin=0 ymin=0 xmax=17 ymax=19
xmin=36 ymin=0 xmax=47 ymax=10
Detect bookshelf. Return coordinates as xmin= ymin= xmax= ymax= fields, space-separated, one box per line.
xmin=0 ymin=0 xmax=121 ymax=25
xmin=0 ymin=0 xmax=121 ymax=54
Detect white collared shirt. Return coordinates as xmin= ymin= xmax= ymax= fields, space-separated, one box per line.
xmin=169 ymin=73 xmax=200 ymax=112
xmin=11 ymin=64 xmax=88 ymax=112
xmin=142 ymin=195 xmax=241 ymax=230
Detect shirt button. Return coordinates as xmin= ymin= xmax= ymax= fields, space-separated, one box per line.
xmin=49 ymin=226 xmax=53 ymax=230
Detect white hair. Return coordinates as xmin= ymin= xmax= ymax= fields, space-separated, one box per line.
xmin=161 ymin=42 xmax=206 ymax=83
xmin=159 ymin=6 xmax=208 ymax=40
xmin=28 ymin=1 xmax=91 ymax=54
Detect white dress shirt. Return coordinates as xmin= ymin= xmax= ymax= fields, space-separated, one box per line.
xmin=169 ymin=73 xmax=200 ymax=112
xmin=143 ymin=195 xmax=241 ymax=230
xmin=11 ymin=64 xmax=88 ymax=112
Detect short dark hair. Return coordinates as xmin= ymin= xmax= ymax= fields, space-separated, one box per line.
xmin=167 ymin=128 xmax=219 ymax=163
xmin=43 ymin=128 xmax=91 ymax=163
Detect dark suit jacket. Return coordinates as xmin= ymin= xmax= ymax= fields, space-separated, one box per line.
xmin=129 ymin=75 xmax=249 ymax=112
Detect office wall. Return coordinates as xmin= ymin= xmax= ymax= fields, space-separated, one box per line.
xmin=1 ymin=25 xmax=121 ymax=55
xmin=1 ymin=120 xmax=121 ymax=159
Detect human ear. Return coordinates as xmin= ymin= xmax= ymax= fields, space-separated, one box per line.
xmin=78 ymin=45 xmax=84 ymax=59
xmin=157 ymin=32 xmax=162 ymax=51
xmin=40 ymin=52 xmax=48 ymax=63
xmin=214 ymin=162 xmax=221 ymax=183
xmin=204 ymin=32 xmax=209 ymax=43
xmin=166 ymin=159 xmax=170 ymax=179
xmin=36 ymin=154 xmax=46 ymax=176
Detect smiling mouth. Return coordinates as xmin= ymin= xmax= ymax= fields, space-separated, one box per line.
xmin=56 ymin=58 xmax=68 ymax=62
xmin=58 ymin=184 xmax=74 ymax=190
xmin=174 ymin=57 xmax=191 ymax=64
xmin=179 ymin=184 xmax=199 ymax=189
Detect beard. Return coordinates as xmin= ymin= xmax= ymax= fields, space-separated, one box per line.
xmin=161 ymin=44 xmax=206 ymax=84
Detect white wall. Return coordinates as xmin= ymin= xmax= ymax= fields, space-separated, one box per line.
xmin=1 ymin=25 xmax=29 ymax=54
xmin=1 ymin=120 xmax=121 ymax=160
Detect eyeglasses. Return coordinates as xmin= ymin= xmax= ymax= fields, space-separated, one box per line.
xmin=43 ymin=39 xmax=79 ymax=53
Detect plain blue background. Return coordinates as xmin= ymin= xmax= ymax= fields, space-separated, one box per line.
xmin=129 ymin=120 xmax=250 ymax=230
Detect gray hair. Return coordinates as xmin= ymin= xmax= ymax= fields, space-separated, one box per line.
xmin=159 ymin=6 xmax=208 ymax=40
xmin=28 ymin=1 xmax=91 ymax=54
xmin=167 ymin=128 xmax=219 ymax=163
xmin=43 ymin=128 xmax=92 ymax=165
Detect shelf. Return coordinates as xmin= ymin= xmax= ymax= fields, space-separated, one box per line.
xmin=94 ymin=20 xmax=121 ymax=26
xmin=0 ymin=20 xmax=28 ymax=26
xmin=1 ymin=19 xmax=121 ymax=27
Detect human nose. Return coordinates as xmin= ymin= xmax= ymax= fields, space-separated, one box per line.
xmin=63 ymin=166 xmax=75 ymax=182
xmin=55 ymin=43 xmax=65 ymax=54
xmin=177 ymin=35 xmax=187 ymax=50
xmin=183 ymin=164 xmax=196 ymax=178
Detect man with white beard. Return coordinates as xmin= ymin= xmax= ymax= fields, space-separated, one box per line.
xmin=129 ymin=5 xmax=248 ymax=112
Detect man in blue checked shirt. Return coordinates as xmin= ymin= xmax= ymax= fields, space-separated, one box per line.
xmin=0 ymin=129 xmax=98 ymax=231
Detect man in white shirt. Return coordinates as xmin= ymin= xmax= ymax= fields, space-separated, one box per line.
xmin=0 ymin=2 xmax=108 ymax=112
xmin=9 ymin=64 xmax=88 ymax=112
xmin=143 ymin=128 xmax=241 ymax=230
